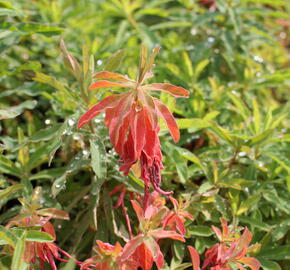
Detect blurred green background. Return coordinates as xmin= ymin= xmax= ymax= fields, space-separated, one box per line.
xmin=0 ymin=0 xmax=289 ymax=269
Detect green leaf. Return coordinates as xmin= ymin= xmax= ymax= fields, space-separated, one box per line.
xmin=258 ymin=259 xmax=281 ymax=270
xmin=0 ymin=155 xmax=21 ymax=177
xmin=26 ymin=230 xmax=54 ymax=242
xmin=237 ymin=194 xmax=260 ymax=215
xmin=176 ymin=118 xmax=210 ymax=130
xmin=0 ymin=8 xmax=23 ymax=17
xmin=0 ymin=109 xmax=20 ymax=119
xmin=259 ymin=245 xmax=290 ymax=260
xmin=0 ymin=225 xmax=18 ymax=247
xmin=194 ymin=59 xmax=209 ymax=81
xmin=29 ymin=124 xmax=61 ymax=142
xmin=252 ymin=98 xmax=261 ymax=134
xmin=105 ymin=49 xmax=126 ymax=71
xmin=27 ymin=137 xmax=61 ymax=170
xmin=264 ymin=153 xmax=290 ymax=173
xmin=90 ymin=137 xmax=107 ymax=179
xmin=51 ymin=152 xmax=90 ymax=197
xmin=239 ymin=216 xmax=271 ymax=232
xmin=176 ymin=147 xmax=208 ymax=177
xmin=0 ymin=184 xmax=24 ymax=200
xmin=11 ymin=231 xmax=26 ymax=270
xmin=188 ymin=226 xmax=213 ymax=237
xmin=248 ymin=129 xmax=274 ymax=146
xmin=13 ymin=22 xmax=63 ymax=35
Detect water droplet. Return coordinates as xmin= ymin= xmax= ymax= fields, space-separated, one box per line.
xmin=191 ymin=135 xmax=200 ymax=140
xmin=73 ymin=135 xmax=81 ymax=140
xmin=244 ymin=187 xmax=249 ymax=193
xmin=55 ymin=184 xmax=61 ymax=188
xmin=191 ymin=28 xmax=197 ymax=35
xmin=82 ymin=149 xmax=89 ymax=156
xmin=68 ymin=119 xmax=75 ymax=127
xmin=94 ymin=118 xmax=101 ymax=124
xmin=258 ymin=161 xmax=264 ymax=167
xmin=39 ymin=198 xmax=45 ymax=204
xmin=45 ymin=119 xmax=51 ymax=125
xmin=135 ymin=103 xmax=143 ymax=112
xmin=207 ymin=37 xmax=215 ymax=43
xmin=57 ymin=224 xmax=62 ymax=229
xmin=253 ymin=55 xmax=264 ymax=63
xmin=97 ymin=59 xmax=103 ymax=66
xmin=238 ymin=152 xmax=247 ymax=157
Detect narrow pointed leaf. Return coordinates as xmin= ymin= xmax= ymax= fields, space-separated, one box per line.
xmin=143 ymin=83 xmax=189 ymax=97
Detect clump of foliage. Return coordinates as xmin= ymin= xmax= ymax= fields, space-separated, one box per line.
xmin=0 ymin=0 xmax=289 ymax=270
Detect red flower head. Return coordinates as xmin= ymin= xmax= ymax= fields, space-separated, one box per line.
xmin=5 ymin=188 xmax=70 ymax=270
xmin=188 ymin=218 xmax=261 ymax=270
xmin=78 ymin=45 xmax=189 ymax=201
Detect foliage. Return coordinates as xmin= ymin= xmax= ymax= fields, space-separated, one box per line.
xmin=0 ymin=0 xmax=289 ymax=269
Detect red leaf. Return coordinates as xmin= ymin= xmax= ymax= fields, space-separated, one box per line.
xmin=93 ymin=71 xmax=131 ymax=81
xmin=131 ymin=200 xmax=144 ymax=223
xmin=131 ymin=105 xmax=146 ymax=159
xmin=212 ymin=225 xmax=222 ymax=241
xmin=142 ymin=83 xmax=189 ymax=98
xmin=89 ymin=80 xmax=128 ymax=90
xmin=149 ymin=229 xmax=185 ymax=242
xmin=132 ymin=243 xmax=153 ymax=270
xmin=77 ymin=94 xmax=121 ymax=129
xmin=154 ymin=99 xmax=180 ymax=142
xmin=143 ymin=238 xmax=164 ymax=270
xmin=237 ymin=257 xmax=261 ymax=270
xmin=187 ymin=246 xmax=201 ymax=270
xmin=121 ymin=234 xmax=144 ymax=262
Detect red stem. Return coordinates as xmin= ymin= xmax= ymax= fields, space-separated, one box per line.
xmin=121 ymin=200 xmax=133 ymax=239
xmin=143 ymin=181 xmax=150 ymax=211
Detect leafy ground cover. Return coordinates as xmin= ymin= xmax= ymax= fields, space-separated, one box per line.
xmin=0 ymin=0 xmax=289 ymax=269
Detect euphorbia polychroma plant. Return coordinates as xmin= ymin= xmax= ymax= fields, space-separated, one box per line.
xmin=77 ymin=45 xmax=189 ymax=209
xmin=80 ymin=191 xmax=192 ymax=270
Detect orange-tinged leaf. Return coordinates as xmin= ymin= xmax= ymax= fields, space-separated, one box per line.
xmin=188 ymin=246 xmax=201 ymax=270
xmin=212 ymin=225 xmax=222 ymax=241
xmin=133 ymin=243 xmax=153 ymax=270
xmin=89 ymin=80 xmax=128 ymax=90
xmin=121 ymin=234 xmax=144 ymax=261
xmin=149 ymin=229 xmax=185 ymax=242
xmin=36 ymin=208 xmax=69 ymax=220
xmin=237 ymin=257 xmax=261 ymax=270
xmin=220 ymin=218 xmax=229 ymax=238
xmin=154 ymin=99 xmax=180 ymax=142
xmin=78 ymin=94 xmax=122 ymax=128
xmin=143 ymin=83 xmax=189 ymax=98
xmin=131 ymin=200 xmax=144 ymax=223
xmin=93 ymin=71 xmax=131 ymax=82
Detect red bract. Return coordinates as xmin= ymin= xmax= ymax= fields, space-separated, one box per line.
xmin=163 ymin=196 xmax=194 ymax=235
xmin=119 ymin=195 xmax=185 ymax=270
xmin=78 ymin=45 xmax=189 ymax=201
xmin=7 ymin=215 xmax=61 ymax=270
xmin=187 ymin=219 xmax=260 ymax=270
xmin=6 ymin=188 xmax=72 ymax=270
xmin=81 ymin=241 xmax=128 ymax=270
